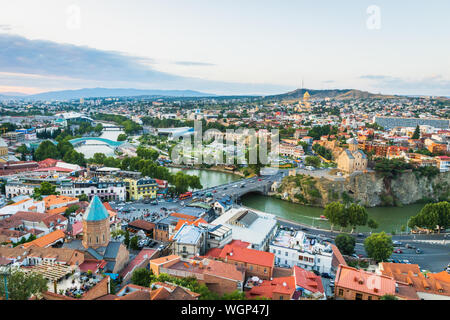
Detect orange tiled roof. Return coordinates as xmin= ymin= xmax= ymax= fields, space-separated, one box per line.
xmin=379 ymin=263 xmax=450 ymax=297
xmin=46 ymin=206 xmax=68 ymax=215
xmin=22 ymin=230 xmax=66 ymax=248
xmin=169 ymin=212 xmax=197 ymax=221
xmin=43 ymin=195 xmax=78 ymax=208
xmin=335 ymin=265 xmax=396 ymax=297
xmin=219 ymin=244 xmax=275 ymax=268
xmin=150 ymin=255 xmax=180 ymax=265
xmin=246 ymin=276 xmax=295 ymax=299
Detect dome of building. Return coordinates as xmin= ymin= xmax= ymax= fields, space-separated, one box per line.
xmin=83 ymin=195 xmax=109 ymax=221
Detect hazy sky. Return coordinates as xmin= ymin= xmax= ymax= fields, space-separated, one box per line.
xmin=0 ymin=0 xmax=449 ymax=96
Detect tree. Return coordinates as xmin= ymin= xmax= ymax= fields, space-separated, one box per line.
xmin=221 ymin=290 xmax=247 ymax=300
xmin=124 ymin=229 xmax=130 ymax=248
xmin=117 ymin=133 xmax=128 ymax=141
xmin=34 ymin=140 xmax=60 ymax=161
xmin=335 ymin=234 xmax=356 ymax=255
xmin=367 ymin=218 xmax=379 ymax=232
xmin=380 ymin=294 xmax=398 ymax=300
xmin=347 ymin=203 xmax=368 ymax=233
xmin=412 ymin=125 xmax=420 ymax=139
xmin=78 ymin=194 xmax=89 ymax=202
xmin=0 ymin=270 xmax=48 ymax=300
xmin=408 ymin=202 xmax=450 ymax=233
xmin=130 ymin=236 xmax=139 ymax=250
xmin=305 ymin=156 xmax=321 ymax=168
xmin=364 ymin=232 xmax=393 ymax=262
xmin=323 ymin=202 xmax=345 ymax=231
xmin=33 ymin=181 xmax=57 ymax=199
xmin=130 ymin=268 xmax=153 ymax=287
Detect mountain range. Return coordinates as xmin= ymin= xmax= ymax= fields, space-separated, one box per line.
xmin=0 ymin=87 xmax=446 ymax=101
xmin=0 ymin=88 xmax=214 ymax=101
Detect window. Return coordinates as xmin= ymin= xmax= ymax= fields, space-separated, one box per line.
xmin=285 ymin=252 xmax=288 ymax=256
xmin=338 ymin=289 xmax=343 ymax=296
xmin=368 ymin=296 xmax=372 ymax=300
xmin=355 ymin=293 xmax=363 ymax=300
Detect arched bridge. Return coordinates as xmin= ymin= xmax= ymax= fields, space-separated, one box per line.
xmin=191 ymin=170 xmax=287 ymax=203
xmin=69 ymin=137 xmax=125 ymax=148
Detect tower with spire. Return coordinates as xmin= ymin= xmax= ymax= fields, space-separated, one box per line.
xmin=82 ymin=196 xmax=111 ymax=249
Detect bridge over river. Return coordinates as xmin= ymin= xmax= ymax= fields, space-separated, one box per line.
xmin=190 ymin=170 xmax=287 ymax=203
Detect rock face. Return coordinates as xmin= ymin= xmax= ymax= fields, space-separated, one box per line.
xmin=276 ymin=171 xmax=450 ymax=208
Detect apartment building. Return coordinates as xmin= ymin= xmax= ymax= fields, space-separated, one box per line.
xmin=269 ymin=230 xmax=333 ymax=274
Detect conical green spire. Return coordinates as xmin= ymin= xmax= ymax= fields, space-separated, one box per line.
xmin=83 ymin=196 xmax=109 ymax=221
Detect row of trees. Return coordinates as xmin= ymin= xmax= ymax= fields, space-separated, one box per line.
xmin=323 ymin=202 xmax=377 ymax=233
xmin=34 ymin=139 xmax=87 ymax=167
xmin=90 ymin=152 xmax=202 ymax=195
xmin=335 ymin=232 xmax=394 ymax=262
xmin=0 ymin=269 xmax=48 ymax=300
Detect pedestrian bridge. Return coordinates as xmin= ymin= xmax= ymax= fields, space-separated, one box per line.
xmin=69 ymin=137 xmax=125 ymax=148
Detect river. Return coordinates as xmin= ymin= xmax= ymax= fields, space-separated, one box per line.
xmin=166 ymin=167 xmax=424 ymax=233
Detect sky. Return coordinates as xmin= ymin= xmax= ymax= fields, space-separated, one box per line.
xmin=0 ymin=0 xmax=449 ymax=96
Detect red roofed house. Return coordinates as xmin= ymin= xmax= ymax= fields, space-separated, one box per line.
xmin=120 ymin=248 xmax=158 ymax=283
xmin=335 ymin=265 xmax=396 ymax=300
xmin=293 ymin=266 xmax=326 ymax=299
xmin=246 ymin=276 xmax=296 ymax=300
xmin=216 ymin=244 xmax=275 ymax=280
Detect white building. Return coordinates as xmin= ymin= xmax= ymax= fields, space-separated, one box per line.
xmin=269 ymin=230 xmax=333 ymax=274
xmin=210 ymin=207 xmax=278 ymax=251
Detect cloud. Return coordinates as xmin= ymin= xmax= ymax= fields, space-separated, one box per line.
xmin=360 ymin=74 xmax=450 ymax=95
xmin=0 ymin=33 xmax=292 ymax=95
xmin=0 ymin=24 xmax=12 ymax=32
xmin=174 ymin=61 xmax=216 ymax=67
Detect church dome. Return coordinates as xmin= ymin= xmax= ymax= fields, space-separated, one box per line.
xmin=83 ymin=196 xmax=109 ymax=221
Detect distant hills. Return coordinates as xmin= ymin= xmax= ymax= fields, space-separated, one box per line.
xmin=0 ymin=87 xmax=446 ymax=102
xmin=266 ymin=88 xmax=399 ymax=101
xmin=0 ymin=88 xmax=214 ymax=101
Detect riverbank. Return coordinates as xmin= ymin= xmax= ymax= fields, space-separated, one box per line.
xmin=166 ymin=164 xmax=246 ymax=178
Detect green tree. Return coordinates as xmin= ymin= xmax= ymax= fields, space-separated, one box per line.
xmin=305 ymin=156 xmax=321 ymax=168
xmin=347 ymin=203 xmax=368 ymax=233
xmin=130 ymin=268 xmax=153 ymax=287
xmin=335 ymin=234 xmax=356 ymax=255
xmin=364 ymin=232 xmax=393 ymax=262
xmin=323 ymin=202 xmax=345 ymax=231
xmin=380 ymin=294 xmax=398 ymax=300
xmin=117 ymin=133 xmax=128 ymax=141
xmin=412 ymin=125 xmax=420 ymax=139
xmin=367 ymin=218 xmax=379 ymax=232
xmin=124 ymin=229 xmax=130 ymax=248
xmin=221 ymin=290 xmax=247 ymax=300
xmin=130 ymin=236 xmax=139 ymax=250
xmin=0 ymin=270 xmax=48 ymax=300
xmin=34 ymin=140 xmax=60 ymax=161
xmin=408 ymin=202 xmax=450 ymax=233
xmin=33 ymin=181 xmax=58 ymax=199
xmin=78 ymin=194 xmax=89 ymax=202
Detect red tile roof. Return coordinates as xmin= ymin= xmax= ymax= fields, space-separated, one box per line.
xmin=246 ymin=276 xmax=296 ymax=299
xmin=218 ymin=244 xmax=275 ymax=268
xmin=335 ymin=265 xmax=396 ymax=297
xmin=293 ymin=266 xmax=324 ymax=294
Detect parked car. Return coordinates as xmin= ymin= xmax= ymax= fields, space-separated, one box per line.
xmin=301 ymin=227 xmax=309 ymax=231
xmin=321 ymin=273 xmax=332 ymax=279
xmin=394 ymin=249 xmax=403 ymax=254
xmin=402 ymin=259 xmax=411 ymax=264
xmin=405 ymin=244 xmax=416 ymax=249
xmin=351 ymin=254 xmax=359 ymax=259
xmin=415 ymin=248 xmax=423 ymax=254
xmin=357 ymin=233 xmax=365 ymax=237
xmin=393 ymin=241 xmax=403 ymax=246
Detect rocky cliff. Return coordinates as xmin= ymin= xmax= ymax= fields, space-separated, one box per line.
xmin=276 ymin=171 xmax=450 ymax=208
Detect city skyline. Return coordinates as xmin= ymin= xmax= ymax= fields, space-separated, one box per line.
xmin=0 ymin=0 xmax=449 ymax=96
